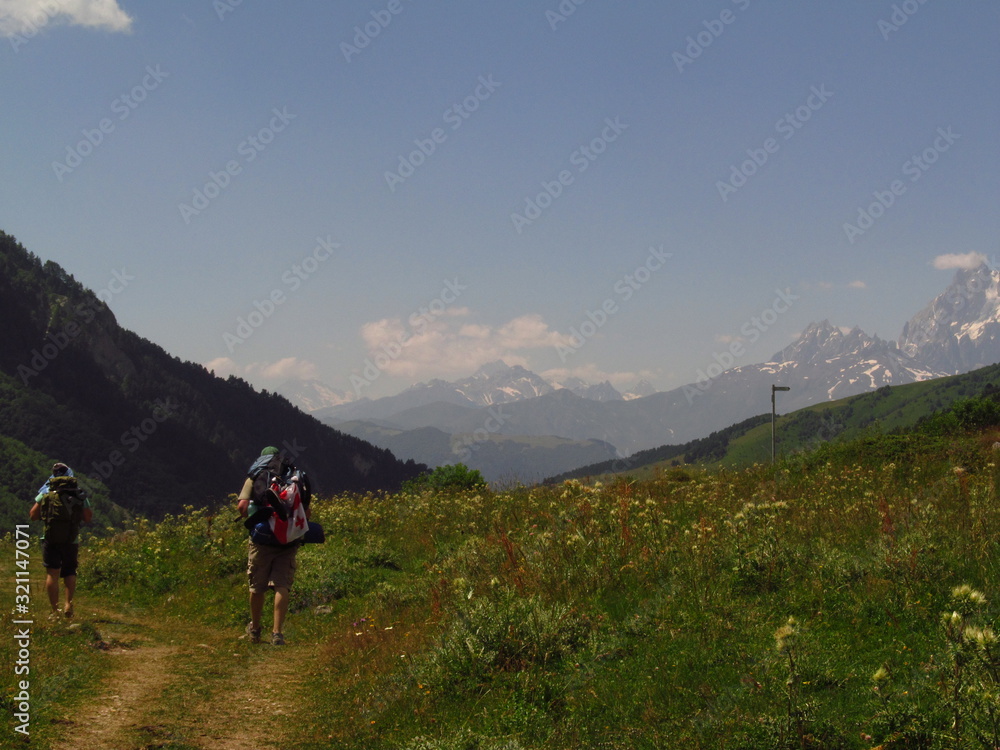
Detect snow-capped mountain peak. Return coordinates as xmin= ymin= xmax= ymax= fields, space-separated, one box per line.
xmin=899 ymin=263 xmax=1000 ymax=373
xmin=451 ymin=361 xmax=554 ymax=405
xmin=277 ymin=378 xmax=355 ymax=412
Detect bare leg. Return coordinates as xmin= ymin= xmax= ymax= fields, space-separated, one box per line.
xmin=273 ymin=586 xmax=290 ymax=634
xmin=63 ymin=574 xmax=76 ymax=616
xmin=45 ymin=569 xmax=60 ymax=613
xmin=249 ymin=590 xmax=265 ymax=629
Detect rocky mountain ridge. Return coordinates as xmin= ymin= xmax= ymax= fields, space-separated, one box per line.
xmin=313 ymin=265 xmax=1000 ymax=459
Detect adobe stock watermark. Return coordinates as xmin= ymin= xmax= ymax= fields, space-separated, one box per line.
xmin=341 ymin=0 xmax=415 ymax=63
xmin=178 ymin=106 xmax=296 ymax=224
xmin=510 ymin=116 xmax=628 ymax=234
xmin=17 ymin=268 xmax=135 ymax=385
xmin=453 ymin=405 xmax=511 ymax=462
xmin=52 ymin=65 xmax=169 ymax=182
xmin=806 ymin=414 xmax=845 ymax=451
xmin=350 ymin=278 xmax=467 ymax=395
xmin=223 ymin=236 xmax=338 ymax=353
xmin=7 ymin=0 xmax=66 ymax=52
xmin=275 ymin=437 xmax=307 ymax=464
xmin=593 ymin=429 xmax=638 ymax=475
xmin=877 ymin=0 xmax=932 ymax=40
xmin=902 ymin=263 xmax=991 ymax=351
xmin=672 ymin=0 xmax=752 ymax=73
xmin=556 ymin=245 xmax=672 ymax=362
xmin=385 ymin=74 xmax=501 ymax=192
xmin=717 ymin=84 xmax=834 ymax=202
xmin=90 ymin=397 xmax=179 ymax=481
xmin=843 ymin=126 xmax=960 ymax=245
xmin=12 ymin=525 xmax=33 ymax=737
xmin=213 ymin=0 xmax=245 ymax=21
xmin=683 ymin=287 xmax=799 ymax=404
xmin=545 ymin=0 xmax=589 ymax=31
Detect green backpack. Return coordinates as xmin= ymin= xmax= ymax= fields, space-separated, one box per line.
xmin=39 ymin=475 xmax=86 ymax=544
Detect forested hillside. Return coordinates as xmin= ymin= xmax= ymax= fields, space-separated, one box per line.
xmin=0 ymin=231 xmax=425 ymax=527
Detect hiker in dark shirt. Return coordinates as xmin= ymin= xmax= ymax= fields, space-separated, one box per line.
xmin=29 ymin=462 xmax=92 ymax=619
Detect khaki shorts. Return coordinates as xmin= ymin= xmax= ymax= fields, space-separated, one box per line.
xmin=247 ymin=541 xmax=299 ymax=593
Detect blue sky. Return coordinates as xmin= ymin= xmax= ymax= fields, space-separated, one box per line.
xmin=2 ymin=1 xmax=998 ymax=401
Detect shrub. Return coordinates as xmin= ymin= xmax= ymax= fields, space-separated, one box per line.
xmin=419 ymin=588 xmax=592 ymax=689
xmin=402 ymin=463 xmax=488 ymax=493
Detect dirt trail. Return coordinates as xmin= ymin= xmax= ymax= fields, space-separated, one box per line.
xmin=51 ymin=638 xmax=179 ymax=750
xmin=180 ymin=648 xmax=304 ymax=750
xmin=48 ymin=603 xmax=312 ymax=750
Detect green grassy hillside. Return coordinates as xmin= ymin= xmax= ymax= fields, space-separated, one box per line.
xmin=558 ymin=363 xmax=1000 ymax=482
xmin=721 ymin=364 xmax=1000 ymax=468
xmin=8 ymin=421 xmax=1000 ymax=748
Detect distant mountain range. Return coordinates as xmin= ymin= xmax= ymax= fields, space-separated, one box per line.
xmin=290 ymin=265 xmax=1000 ymax=479
xmin=11 ymin=222 xmax=996 ymax=507
xmin=282 ymin=362 xmax=648 ymax=482
xmin=279 ymin=362 xmax=655 ymax=416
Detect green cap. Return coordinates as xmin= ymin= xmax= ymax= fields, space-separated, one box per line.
xmin=261 ymin=446 xmax=279 ymax=456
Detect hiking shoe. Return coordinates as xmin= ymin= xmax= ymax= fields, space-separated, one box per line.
xmin=245 ymin=623 xmax=261 ymax=644
xmin=271 ymin=632 xmax=285 ymax=646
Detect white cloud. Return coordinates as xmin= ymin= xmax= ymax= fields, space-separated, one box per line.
xmin=542 ymin=364 xmax=655 ymax=390
xmin=0 ymin=0 xmax=132 ymax=38
xmin=358 ymin=311 xmax=577 ymax=380
xmin=204 ymin=356 xmax=239 ymax=379
xmin=803 ymin=280 xmax=866 ymax=291
xmin=202 ymin=356 xmax=318 ymax=384
xmin=496 ymin=314 xmax=577 ymax=350
xmin=253 ymin=357 xmax=319 ymax=382
xmin=714 ymin=334 xmax=742 ymax=345
xmin=933 ymin=252 xmax=988 ymax=271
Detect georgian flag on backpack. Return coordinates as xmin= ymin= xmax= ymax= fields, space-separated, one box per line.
xmin=267 ymin=474 xmax=309 ymax=545
xmin=245 ymin=452 xmax=310 ymax=546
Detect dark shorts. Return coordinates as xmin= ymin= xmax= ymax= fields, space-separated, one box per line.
xmin=42 ymin=541 xmax=79 ymax=578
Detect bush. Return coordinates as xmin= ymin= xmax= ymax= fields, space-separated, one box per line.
xmin=402 ymin=463 xmax=488 ymax=493
xmin=419 ymin=588 xmax=593 ymax=689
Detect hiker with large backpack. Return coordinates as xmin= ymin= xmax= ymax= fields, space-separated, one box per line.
xmin=237 ymin=446 xmax=316 ymax=646
xmin=28 ymin=462 xmax=92 ymax=619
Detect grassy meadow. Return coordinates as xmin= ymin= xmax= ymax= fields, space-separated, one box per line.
xmin=6 ymin=424 xmax=1000 ymax=748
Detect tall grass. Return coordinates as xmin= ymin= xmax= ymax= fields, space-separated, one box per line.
xmin=8 ymin=428 xmax=1000 ymax=747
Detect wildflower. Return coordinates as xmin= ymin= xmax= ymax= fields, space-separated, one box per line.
xmin=775 ymin=616 xmax=798 ymax=653
xmin=964 ymin=626 xmax=998 ymax=647
xmin=952 ymin=584 xmax=987 ymax=606
xmin=942 ymin=611 xmax=964 ymax=629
